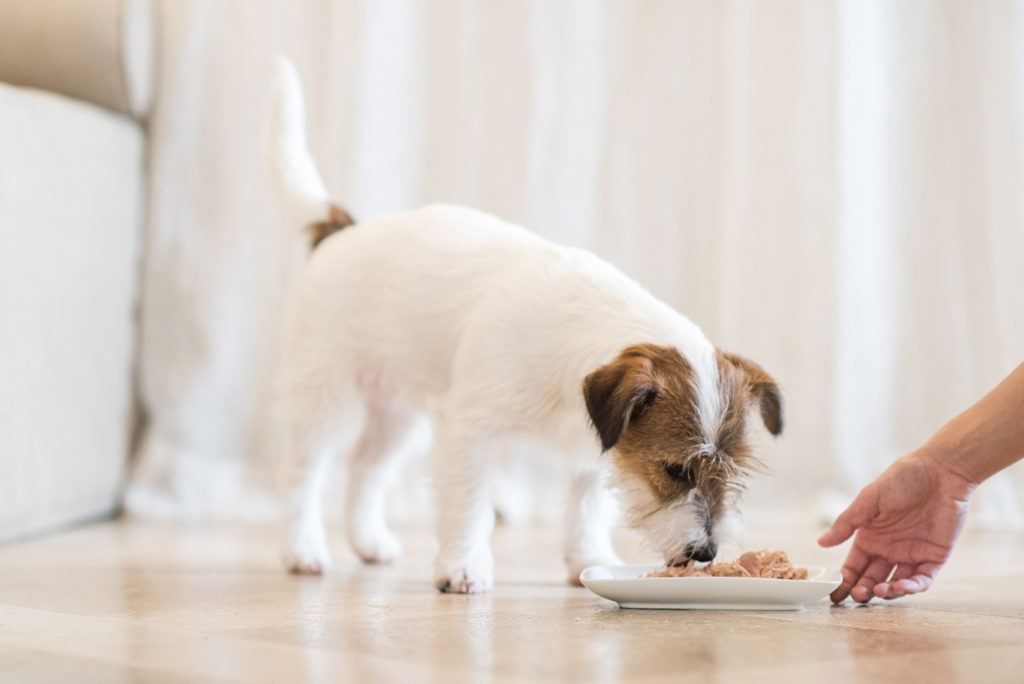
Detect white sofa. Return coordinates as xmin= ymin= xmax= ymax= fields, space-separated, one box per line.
xmin=0 ymin=0 xmax=153 ymax=541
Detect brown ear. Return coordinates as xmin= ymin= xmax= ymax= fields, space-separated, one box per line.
xmin=720 ymin=352 xmax=784 ymax=436
xmin=583 ymin=350 xmax=659 ymax=451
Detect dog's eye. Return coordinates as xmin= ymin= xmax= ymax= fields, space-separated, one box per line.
xmin=664 ymin=462 xmax=695 ymax=483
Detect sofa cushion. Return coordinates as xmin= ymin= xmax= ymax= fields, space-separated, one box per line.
xmin=0 ymin=0 xmax=153 ymax=117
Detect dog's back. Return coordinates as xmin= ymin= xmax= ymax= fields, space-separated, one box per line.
xmin=295 ymin=203 xmax=584 ymax=402
xmin=264 ymin=59 xmax=578 ymax=403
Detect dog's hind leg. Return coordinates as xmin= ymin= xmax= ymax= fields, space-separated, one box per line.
xmin=344 ymin=396 xmax=421 ymax=564
xmin=564 ymin=467 xmax=622 ymax=585
xmin=281 ymin=382 xmax=366 ymax=575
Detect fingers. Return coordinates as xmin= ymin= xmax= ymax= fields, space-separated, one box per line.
xmin=873 ymin=564 xmax=914 ymax=599
xmin=874 ymin=563 xmax=939 ymax=599
xmin=818 ymin=496 xmax=868 ymax=548
xmin=829 ymin=545 xmax=871 ymax=604
xmin=849 ymin=557 xmax=895 ymax=603
xmin=890 ymin=573 xmax=934 ymax=595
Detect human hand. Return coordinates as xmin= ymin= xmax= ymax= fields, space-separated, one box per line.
xmin=818 ymin=450 xmax=975 ymax=603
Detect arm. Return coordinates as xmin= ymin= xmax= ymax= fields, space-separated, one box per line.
xmin=819 ymin=363 xmax=1024 ymax=603
xmin=926 ymin=362 xmax=1024 ymax=485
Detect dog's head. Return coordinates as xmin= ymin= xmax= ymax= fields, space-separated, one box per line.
xmin=583 ymin=343 xmax=782 ymax=566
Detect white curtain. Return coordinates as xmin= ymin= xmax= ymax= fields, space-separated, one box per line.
xmin=128 ymin=0 xmax=1024 ymax=528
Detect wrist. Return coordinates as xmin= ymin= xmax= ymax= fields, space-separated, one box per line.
xmin=913 ymin=443 xmax=980 ymax=498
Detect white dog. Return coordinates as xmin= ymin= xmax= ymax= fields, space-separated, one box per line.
xmin=266 ymin=59 xmax=783 ymax=593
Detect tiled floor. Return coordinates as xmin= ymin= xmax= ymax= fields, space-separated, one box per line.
xmin=0 ymin=519 xmax=1022 ymax=683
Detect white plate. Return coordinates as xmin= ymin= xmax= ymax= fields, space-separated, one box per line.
xmin=580 ymin=564 xmax=840 ymax=611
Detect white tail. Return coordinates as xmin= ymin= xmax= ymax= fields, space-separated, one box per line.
xmin=263 ymin=56 xmax=332 ymax=226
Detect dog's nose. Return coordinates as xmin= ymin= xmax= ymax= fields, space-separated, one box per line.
xmin=686 ymin=542 xmax=718 ymax=563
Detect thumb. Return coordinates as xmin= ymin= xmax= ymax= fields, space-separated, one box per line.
xmin=818 ymin=496 xmax=867 ymax=547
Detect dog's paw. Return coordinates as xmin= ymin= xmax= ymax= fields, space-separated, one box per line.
xmin=349 ymin=526 xmax=403 ymax=565
xmin=282 ymin=522 xmax=332 ymax=575
xmin=435 ymin=571 xmax=493 ymax=594
xmin=565 ymin=551 xmax=623 ymax=586
xmin=434 ymin=549 xmax=494 ymax=594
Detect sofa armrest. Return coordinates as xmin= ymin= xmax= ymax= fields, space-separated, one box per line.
xmin=0 ymin=83 xmax=144 ymax=542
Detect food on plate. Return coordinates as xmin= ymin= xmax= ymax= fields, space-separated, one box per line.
xmin=644 ymin=550 xmax=808 ymax=580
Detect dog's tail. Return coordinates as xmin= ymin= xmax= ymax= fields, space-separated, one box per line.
xmin=264 ymin=56 xmax=355 ymax=248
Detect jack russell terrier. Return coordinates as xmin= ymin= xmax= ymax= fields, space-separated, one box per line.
xmin=266 ymin=58 xmax=782 ymax=593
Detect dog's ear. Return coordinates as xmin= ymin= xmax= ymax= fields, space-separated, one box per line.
xmin=719 ymin=352 xmax=783 ymax=436
xmin=583 ymin=350 xmax=659 ymax=451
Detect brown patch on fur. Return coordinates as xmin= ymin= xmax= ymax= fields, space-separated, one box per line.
xmin=308 ymin=203 xmax=356 ymax=248
xmin=582 ymin=344 xmax=783 ymax=526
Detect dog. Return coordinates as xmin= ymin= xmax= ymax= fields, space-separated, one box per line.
xmin=266 ymin=59 xmax=783 ymax=593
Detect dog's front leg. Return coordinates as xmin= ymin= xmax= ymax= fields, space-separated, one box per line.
xmin=432 ymin=426 xmax=494 ymax=594
xmin=564 ymin=467 xmax=622 ymax=585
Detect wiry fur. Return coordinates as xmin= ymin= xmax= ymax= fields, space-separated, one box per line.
xmin=265 ymin=58 xmax=783 ymax=592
